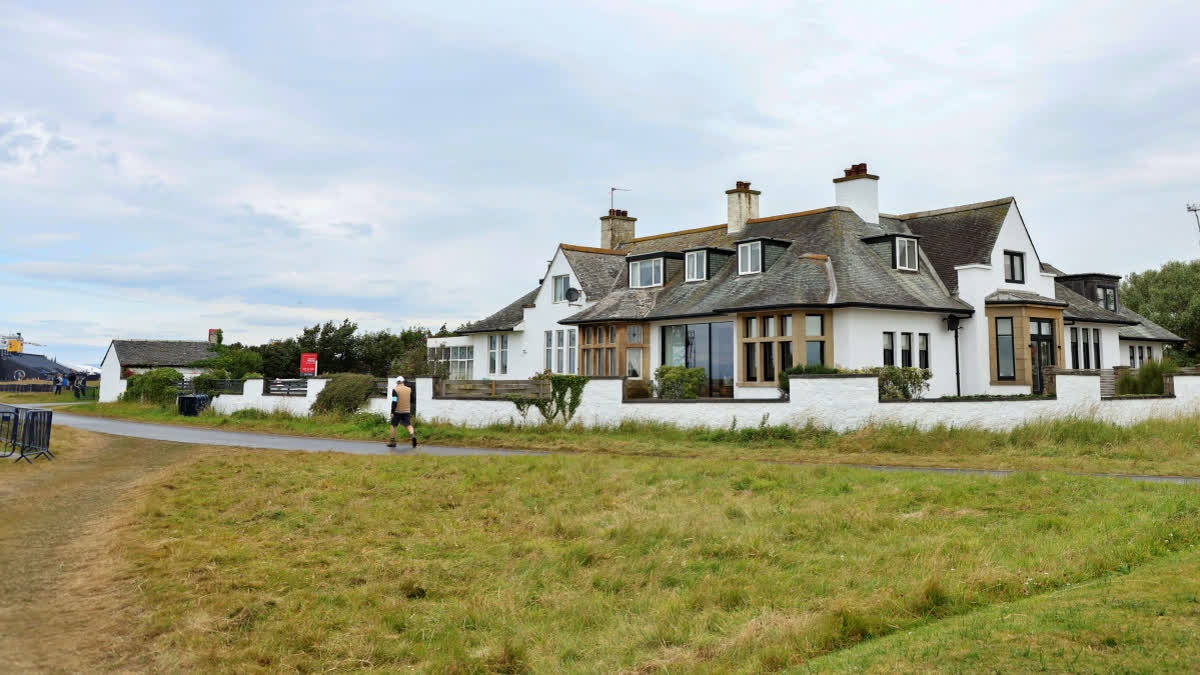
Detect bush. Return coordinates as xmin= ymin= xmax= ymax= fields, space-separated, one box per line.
xmin=122 ymin=367 xmax=183 ymax=406
xmin=777 ymin=363 xmax=840 ymax=395
xmin=871 ymin=366 xmax=932 ymax=400
xmin=312 ymin=373 xmax=377 ymax=415
xmin=192 ymin=373 xmax=220 ymax=396
xmin=1116 ymin=357 xmax=1177 ymax=396
xmin=653 ymin=366 xmax=706 ymax=399
xmin=241 ymin=372 xmax=264 ymax=380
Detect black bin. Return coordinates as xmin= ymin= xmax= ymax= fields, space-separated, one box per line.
xmin=178 ymin=395 xmax=199 ymax=416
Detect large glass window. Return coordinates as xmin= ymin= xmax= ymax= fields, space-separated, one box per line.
xmin=629 ymin=259 xmax=663 ymax=288
xmin=883 ymin=332 xmax=895 ymax=366
xmin=450 ymin=346 xmax=473 ymax=379
xmin=1004 ymin=251 xmax=1025 ymax=283
xmin=685 ymin=251 xmax=706 ymax=281
xmin=896 ymin=237 xmax=918 ymax=271
xmin=996 ymin=318 xmax=1015 ymax=379
xmin=553 ymin=274 xmax=570 ymax=302
xmin=662 ymin=322 xmax=734 ymax=397
xmin=738 ymin=241 xmax=762 ymax=275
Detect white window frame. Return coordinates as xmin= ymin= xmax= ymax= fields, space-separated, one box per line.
xmin=738 ymin=241 xmax=762 ymax=275
xmin=896 ymin=237 xmax=918 ymax=271
xmin=685 ymin=251 xmax=707 ymax=282
xmin=500 ymin=334 xmax=508 ymax=375
xmin=488 ymin=335 xmax=497 ymax=374
xmin=629 ymin=258 xmax=663 ymax=289
xmin=555 ymin=329 xmax=565 ymax=373
xmin=544 ymin=331 xmax=553 ymax=371
xmin=568 ymin=329 xmax=577 ymax=374
xmin=552 ymin=274 xmax=570 ymax=303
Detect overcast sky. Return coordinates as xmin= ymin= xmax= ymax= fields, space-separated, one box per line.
xmin=2 ymin=1 xmax=1198 ymax=366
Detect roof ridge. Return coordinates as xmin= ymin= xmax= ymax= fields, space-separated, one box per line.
xmin=746 ymin=206 xmax=845 ymax=225
xmin=114 ymin=338 xmax=209 ymax=343
xmin=559 ymin=243 xmax=628 ymax=255
xmin=888 ymin=197 xmax=1014 ymax=221
xmin=621 ymin=223 xmax=726 ymax=244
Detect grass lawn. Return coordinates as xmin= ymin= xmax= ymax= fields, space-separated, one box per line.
xmin=0 ymin=389 xmax=94 ymax=405
xmin=128 ymin=450 xmax=1200 ymax=672
xmin=807 ymin=550 xmax=1200 ymax=673
xmin=69 ymin=400 xmax=1200 ymax=477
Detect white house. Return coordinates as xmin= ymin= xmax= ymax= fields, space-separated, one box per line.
xmin=435 ymin=164 xmax=1182 ymax=398
xmin=99 ymin=339 xmax=217 ymax=402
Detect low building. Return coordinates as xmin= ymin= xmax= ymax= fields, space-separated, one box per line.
xmin=99 ymin=339 xmax=217 ymax=402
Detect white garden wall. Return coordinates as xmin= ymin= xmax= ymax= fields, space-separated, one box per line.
xmin=412 ymin=374 xmax=1200 ymax=433
xmin=211 ymin=379 xmax=328 ymax=416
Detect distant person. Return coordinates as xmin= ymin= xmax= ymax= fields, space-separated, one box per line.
xmin=75 ymin=374 xmax=87 ymax=399
xmin=387 ymin=376 xmax=416 ymax=449
xmin=53 ymin=375 xmax=63 ymax=395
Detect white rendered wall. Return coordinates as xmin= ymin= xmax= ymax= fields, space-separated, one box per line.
xmin=1066 ymin=323 xmax=1122 ymax=369
xmin=211 ymin=379 xmax=327 ymax=416
xmin=1118 ymin=340 xmax=1171 ymax=367
xmin=834 ymin=179 xmax=879 ymax=225
xmin=99 ymin=343 xmax=124 ymax=402
xmin=831 ymin=308 xmax=959 ymax=396
xmin=411 ymin=374 xmax=1200 ymax=432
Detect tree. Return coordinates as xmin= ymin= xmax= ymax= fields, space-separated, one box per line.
xmin=254 ymin=339 xmax=302 ymax=378
xmin=1121 ymin=260 xmax=1200 ymax=362
xmin=190 ymin=343 xmax=264 ymax=379
xmin=359 ymin=330 xmax=408 ymax=377
xmin=298 ymin=319 xmax=361 ymax=374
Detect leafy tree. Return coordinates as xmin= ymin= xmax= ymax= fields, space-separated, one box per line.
xmin=298 ymin=319 xmax=361 ymax=374
xmin=122 ymin=368 xmax=183 ymax=405
xmin=254 ymin=339 xmax=302 ymax=378
xmin=1121 ymin=260 xmax=1200 ymax=361
xmin=190 ymin=344 xmax=263 ymax=379
xmin=359 ymin=330 xmax=408 ymax=377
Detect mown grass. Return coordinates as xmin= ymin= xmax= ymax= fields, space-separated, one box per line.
xmin=70 ymin=401 xmax=1200 ymax=476
xmin=0 ymin=390 xmax=91 ymax=405
xmin=807 ymin=549 xmax=1200 ymax=673
xmin=128 ymin=451 xmax=1200 ymax=672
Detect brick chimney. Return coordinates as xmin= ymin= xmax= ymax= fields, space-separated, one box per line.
xmin=725 ymin=180 xmax=760 ymax=235
xmin=833 ymin=163 xmax=879 ymax=225
xmin=600 ymin=209 xmax=636 ymax=249
xmin=208 ymin=328 xmax=221 ymax=345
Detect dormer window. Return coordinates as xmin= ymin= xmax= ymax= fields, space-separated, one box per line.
xmin=629 ymin=258 xmax=663 ymax=288
xmin=738 ymin=241 xmax=762 ymax=275
xmin=895 ymin=237 xmax=918 ymax=271
xmin=1003 ymin=251 xmax=1025 ymax=284
xmin=685 ymin=251 xmax=707 ymax=281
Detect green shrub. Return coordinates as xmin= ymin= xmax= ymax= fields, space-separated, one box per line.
xmin=872 ymin=366 xmax=932 ymax=400
xmin=241 ymin=372 xmax=264 ymax=380
xmin=122 ymin=367 xmax=183 ymax=406
xmin=192 ymin=373 xmax=220 ymax=396
xmin=1116 ymin=358 xmax=1177 ymax=396
xmin=653 ymin=366 xmax=706 ymax=399
xmin=311 ymin=373 xmax=377 ymax=414
xmin=777 ymin=363 xmax=840 ymax=395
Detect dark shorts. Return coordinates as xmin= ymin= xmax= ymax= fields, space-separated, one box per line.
xmin=391 ymin=412 xmax=412 ymax=427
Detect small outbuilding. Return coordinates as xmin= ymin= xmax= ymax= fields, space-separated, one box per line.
xmin=99 ymin=339 xmax=216 ymax=402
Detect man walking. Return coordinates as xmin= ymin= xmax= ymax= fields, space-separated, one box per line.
xmin=53 ymin=374 xmax=62 ymax=395
xmin=387 ymin=376 xmax=416 ymax=448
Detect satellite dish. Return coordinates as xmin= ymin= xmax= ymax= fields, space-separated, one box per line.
xmin=565 ymin=288 xmax=582 ymax=302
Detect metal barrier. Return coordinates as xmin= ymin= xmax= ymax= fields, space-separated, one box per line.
xmin=263 ymin=379 xmax=308 ymax=397
xmin=0 ymin=383 xmax=55 ymax=393
xmin=0 ymin=404 xmax=54 ymax=463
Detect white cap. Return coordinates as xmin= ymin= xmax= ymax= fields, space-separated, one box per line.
xmin=396 ymin=376 xmax=405 ymax=383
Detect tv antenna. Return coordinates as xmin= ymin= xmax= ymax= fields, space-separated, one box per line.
xmin=610 ymin=186 xmax=631 ymax=210
xmin=1189 ymin=203 xmax=1200 ymax=246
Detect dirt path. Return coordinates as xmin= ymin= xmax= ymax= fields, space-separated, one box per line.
xmin=0 ymin=427 xmax=208 ymax=673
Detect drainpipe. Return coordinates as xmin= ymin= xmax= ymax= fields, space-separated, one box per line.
xmin=946 ymin=315 xmax=962 ymax=396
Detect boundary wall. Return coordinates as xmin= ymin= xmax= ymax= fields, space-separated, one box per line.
xmin=185 ymin=374 xmax=1200 ymax=432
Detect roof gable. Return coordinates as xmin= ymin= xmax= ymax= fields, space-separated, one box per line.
xmin=898 ymin=197 xmax=1014 ymax=294
xmin=456 ymin=288 xmax=539 ymax=334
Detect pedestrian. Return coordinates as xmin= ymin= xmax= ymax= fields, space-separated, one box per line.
xmin=387 ymin=376 xmax=417 ymax=448
xmin=76 ymin=373 xmax=88 ymax=399
xmin=53 ymin=374 xmax=62 ymax=395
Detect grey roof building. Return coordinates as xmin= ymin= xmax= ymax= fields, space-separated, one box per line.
xmin=107 ymin=340 xmax=216 ymax=367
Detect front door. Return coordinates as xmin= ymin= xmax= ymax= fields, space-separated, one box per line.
xmin=1030 ymin=319 xmax=1055 ymax=394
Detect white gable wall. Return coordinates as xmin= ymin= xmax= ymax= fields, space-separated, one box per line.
xmin=99 ymin=343 xmax=126 ymax=402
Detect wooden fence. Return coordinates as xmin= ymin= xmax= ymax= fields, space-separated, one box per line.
xmin=438 ymin=379 xmax=551 ymax=399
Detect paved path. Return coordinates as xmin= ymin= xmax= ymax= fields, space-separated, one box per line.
xmin=52 ymin=412 xmax=537 ymax=457
xmin=51 ymin=411 xmax=1200 ymax=485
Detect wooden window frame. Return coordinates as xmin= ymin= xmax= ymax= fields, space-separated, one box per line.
xmin=580 ymin=323 xmax=648 ymax=378
xmin=738 ymin=310 xmax=833 ymax=386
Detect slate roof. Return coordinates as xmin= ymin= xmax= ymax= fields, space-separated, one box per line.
xmin=560 ymin=245 xmax=627 ymax=299
xmin=897 ymin=198 xmax=1014 ymax=294
xmin=1054 ymin=283 xmax=1137 ymax=324
xmin=1041 ymin=261 xmax=1067 ymax=276
xmin=984 ymin=289 xmax=1067 ymax=307
xmin=1115 ymin=306 xmax=1185 ymax=343
xmin=110 ymin=340 xmax=215 ymax=367
xmin=455 ymin=288 xmax=539 ymax=334
xmin=562 ymin=206 xmax=971 ymax=324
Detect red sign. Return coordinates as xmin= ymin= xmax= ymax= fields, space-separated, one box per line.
xmin=300 ymin=353 xmax=318 ymax=377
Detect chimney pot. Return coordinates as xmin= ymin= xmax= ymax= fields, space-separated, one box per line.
xmin=600 ymin=208 xmax=636 ymax=249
